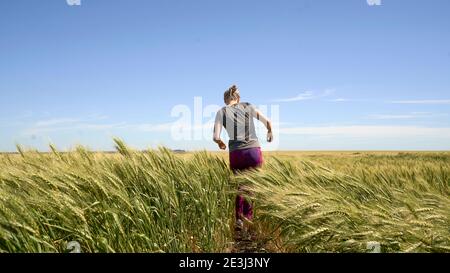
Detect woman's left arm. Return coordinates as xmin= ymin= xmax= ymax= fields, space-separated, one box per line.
xmin=254 ymin=109 xmax=273 ymax=142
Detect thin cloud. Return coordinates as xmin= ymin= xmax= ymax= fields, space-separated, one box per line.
xmin=368 ymin=112 xmax=446 ymax=120
xmin=34 ymin=115 xmax=109 ymax=127
xmin=274 ymin=91 xmax=315 ymax=102
xmin=369 ymin=114 xmax=420 ymax=120
xmin=35 ymin=118 xmax=80 ymax=127
xmin=23 ymin=122 xmax=126 ymax=135
xmin=132 ymin=122 xmax=175 ymax=132
xmin=23 ymin=115 xmax=120 ymax=136
xmin=274 ymin=89 xmax=334 ymax=103
xmin=279 ymin=125 xmax=450 ymax=138
xmin=390 ymin=100 xmax=450 ymax=105
xmin=331 ymin=98 xmax=350 ymax=102
xmin=329 ymin=98 xmax=371 ymax=102
xmin=23 ymin=117 xmax=217 ymax=136
xmin=0 ymin=111 xmax=37 ymax=127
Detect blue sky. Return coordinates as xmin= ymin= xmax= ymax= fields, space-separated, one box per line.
xmin=1 ymin=0 xmax=450 ymax=151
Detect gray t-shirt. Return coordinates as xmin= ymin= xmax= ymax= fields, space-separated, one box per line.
xmin=214 ymin=102 xmax=260 ymax=152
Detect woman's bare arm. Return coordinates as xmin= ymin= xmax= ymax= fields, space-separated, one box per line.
xmin=213 ymin=116 xmax=227 ymax=150
xmin=255 ymin=109 xmax=273 ymax=142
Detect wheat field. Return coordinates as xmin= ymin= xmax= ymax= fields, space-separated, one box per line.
xmin=0 ymin=139 xmax=448 ymax=253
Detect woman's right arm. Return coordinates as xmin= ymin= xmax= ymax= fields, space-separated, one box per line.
xmin=213 ymin=110 xmax=227 ymax=150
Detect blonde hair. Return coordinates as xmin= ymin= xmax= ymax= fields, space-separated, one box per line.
xmin=224 ymin=85 xmax=240 ymax=104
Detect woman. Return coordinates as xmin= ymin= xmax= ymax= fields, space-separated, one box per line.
xmin=213 ymin=85 xmax=273 ymax=231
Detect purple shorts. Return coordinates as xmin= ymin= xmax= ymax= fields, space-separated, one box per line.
xmin=229 ymin=147 xmax=263 ymax=173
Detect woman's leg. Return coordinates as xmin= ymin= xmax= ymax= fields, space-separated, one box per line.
xmin=236 ymin=185 xmax=253 ymax=221
xmin=241 ymin=148 xmax=262 ymax=220
xmin=243 ymin=196 xmax=253 ymax=220
xmin=230 ymin=148 xmax=263 ymax=222
xmin=230 ymin=151 xmax=244 ymax=222
xmin=235 ymin=194 xmax=245 ymax=221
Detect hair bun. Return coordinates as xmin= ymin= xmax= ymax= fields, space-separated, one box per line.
xmin=224 ymin=85 xmax=240 ymax=104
